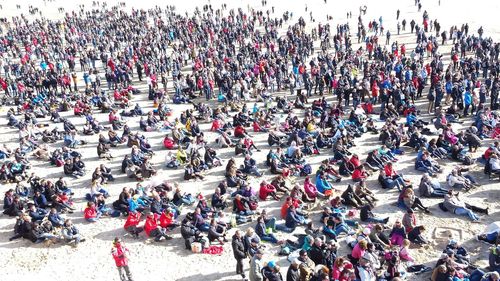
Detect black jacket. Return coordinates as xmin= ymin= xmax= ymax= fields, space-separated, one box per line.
xmin=308 ymin=244 xmax=325 ymax=266
xmin=231 ymin=234 xmax=246 ymax=260
xmin=286 ymin=266 xmax=300 ymax=281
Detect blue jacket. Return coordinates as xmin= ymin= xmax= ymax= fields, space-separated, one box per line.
xmin=34 ymin=194 xmax=48 ymax=208
xmin=29 ymin=208 xmax=48 ymax=221
xmin=315 ymin=174 xmax=332 ymax=193
xmin=48 ymin=213 xmax=65 ymax=227
xmin=464 ymin=91 xmax=472 ymax=105
xmin=285 ymin=209 xmax=302 ymax=229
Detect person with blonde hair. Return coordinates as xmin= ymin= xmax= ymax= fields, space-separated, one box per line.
xmin=402 ymin=187 xmax=430 ymax=213
xmin=399 ymin=239 xmax=414 ymax=262
xmin=430 ymin=264 xmax=448 ymax=281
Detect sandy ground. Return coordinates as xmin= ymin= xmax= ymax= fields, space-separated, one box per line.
xmin=0 ymin=0 xmax=499 ymax=280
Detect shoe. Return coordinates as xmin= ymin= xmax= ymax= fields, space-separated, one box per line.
xmin=383 ymin=217 xmax=389 ymax=224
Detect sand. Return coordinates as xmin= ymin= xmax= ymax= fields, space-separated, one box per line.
xmin=0 ymin=0 xmax=499 ymax=280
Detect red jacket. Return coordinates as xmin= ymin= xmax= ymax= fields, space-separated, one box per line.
xmin=259 ymin=184 xmax=276 ymax=200
xmin=123 ymin=212 xmax=142 ymax=229
xmin=159 ymin=212 xmax=174 ymax=228
xmin=111 ymin=245 xmax=129 ymax=267
xmin=84 ymin=206 xmax=97 ymax=219
xmin=349 ymin=157 xmax=361 ymax=168
xmin=211 ymin=119 xmax=223 ymax=131
xmin=253 ymin=121 xmax=262 ymax=132
xmin=352 ymin=169 xmax=367 ymax=180
xmin=384 ymin=165 xmax=396 ymax=177
xmin=144 ymin=214 xmax=160 ymax=236
xmin=163 ymin=137 xmax=175 ymax=149
xmin=234 ymin=126 xmax=245 ymax=137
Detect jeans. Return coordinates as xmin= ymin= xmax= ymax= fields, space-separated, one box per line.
xmin=260 ymin=233 xmax=279 ymax=244
xmin=485 ymin=231 xmax=499 ymax=244
xmin=454 ymin=207 xmax=479 ymax=221
xmin=428 ymin=189 xmax=448 ymax=197
xmin=469 ymin=269 xmax=485 ymax=281
xmin=197 ymin=223 xmax=210 ymax=232
xmin=174 ymin=195 xmax=195 ymax=206
xmin=276 ymin=224 xmax=294 ymax=233
xmin=86 ymin=211 xmax=102 ymax=222
xmin=334 ymin=223 xmax=351 ymax=235
xmin=384 ymin=178 xmax=403 ymax=191
xmin=239 ymin=210 xmax=254 ymax=216
xmin=35 ymin=233 xmax=58 ymax=243
xmin=265 ymin=217 xmax=276 ymax=230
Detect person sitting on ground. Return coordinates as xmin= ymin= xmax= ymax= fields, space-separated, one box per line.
xmin=408 ymin=225 xmax=428 ymax=245
xmin=208 ymin=218 xmax=228 ymax=245
xmin=360 ymin=204 xmax=389 ymax=224
xmin=255 ymin=216 xmax=283 ymax=245
xmin=352 ymin=165 xmax=370 ymax=182
xmin=27 ymin=203 xmax=48 ymax=222
xmin=488 ymin=246 xmax=500 ymax=274
xmin=159 ymin=207 xmax=178 ymax=230
xmin=341 ymin=184 xmax=365 ymax=208
xmin=144 ymin=212 xmax=172 ymax=242
xmin=446 ymin=168 xmax=478 ymax=191
xmin=303 ymin=176 xmax=326 ymax=200
xmin=48 ymin=208 xmax=65 ymax=227
xmin=140 ymin=158 xmax=157 ymax=179
xmin=369 ymin=224 xmax=390 ymax=249
xmin=124 ymin=211 xmax=143 ymax=238
xmin=419 ymin=173 xmax=448 ymax=198
xmin=84 ymin=201 xmax=101 ymax=222
xmin=401 ymin=187 xmax=430 ymax=213
xmin=61 ymin=219 xmax=85 ymax=246
xmin=242 ymin=154 xmax=262 ymax=177
xmin=399 ymin=239 xmax=415 ymax=262
xmin=285 ymin=205 xmax=308 ymax=233
xmin=390 ymin=219 xmax=407 ymax=246
xmin=184 ymin=163 xmax=205 ymax=180
xmin=259 ymin=180 xmax=280 ymax=201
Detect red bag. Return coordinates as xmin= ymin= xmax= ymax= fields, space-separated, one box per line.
xmin=55 ymin=159 xmax=64 ymax=167
xmin=249 ymin=201 xmax=258 ymax=211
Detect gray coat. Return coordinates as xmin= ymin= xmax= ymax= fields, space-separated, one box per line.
xmin=443 ymin=195 xmax=465 ymax=213
xmin=249 ymin=255 xmax=263 ymax=281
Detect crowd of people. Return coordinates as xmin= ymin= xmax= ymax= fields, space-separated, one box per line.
xmin=1 ymin=0 xmax=500 ymax=280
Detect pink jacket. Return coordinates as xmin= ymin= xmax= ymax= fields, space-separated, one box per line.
xmin=304 ymin=180 xmax=318 ymax=198
xmin=399 ymin=247 xmax=414 ymax=262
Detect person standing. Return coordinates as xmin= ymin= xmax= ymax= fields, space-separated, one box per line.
xmin=286 ymin=258 xmax=300 ymax=281
xmin=111 ymin=237 xmax=133 ymax=281
xmin=249 ymin=249 xmax=264 ymax=281
xmin=232 ymin=230 xmax=247 ymax=280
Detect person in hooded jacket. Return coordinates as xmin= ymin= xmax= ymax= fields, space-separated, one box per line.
xmin=111 ymin=237 xmax=134 ymax=281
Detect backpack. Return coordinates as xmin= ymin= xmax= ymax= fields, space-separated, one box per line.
xmin=462 ymin=155 xmax=473 ymax=166
xmin=249 ymin=201 xmax=258 ymax=211
xmin=300 ymin=164 xmax=312 ymax=176
xmin=299 ymin=263 xmax=313 ymax=281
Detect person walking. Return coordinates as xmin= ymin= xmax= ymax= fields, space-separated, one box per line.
xmin=232 ymin=230 xmax=248 ymax=280
xmin=111 ymin=237 xmax=134 ymax=281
